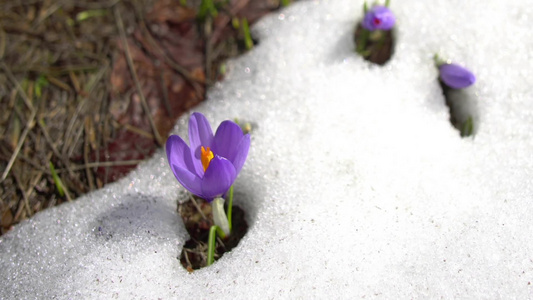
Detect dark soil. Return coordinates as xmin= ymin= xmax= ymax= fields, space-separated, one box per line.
xmin=354 ymin=24 xmax=394 ymax=65
xmin=178 ymin=197 xmax=248 ymax=271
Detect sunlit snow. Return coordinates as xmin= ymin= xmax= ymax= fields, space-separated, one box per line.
xmin=1 ymin=0 xmax=533 ymax=298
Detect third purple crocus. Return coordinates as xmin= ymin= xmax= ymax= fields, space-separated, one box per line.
xmin=438 ymin=63 xmax=476 ymax=89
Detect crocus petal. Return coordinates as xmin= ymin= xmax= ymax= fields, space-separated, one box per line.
xmin=439 ymin=63 xmax=476 ymax=89
xmin=212 ymin=120 xmax=245 ymax=162
xmin=201 ymin=156 xmax=237 ymax=200
xmin=166 ymin=135 xmax=204 ymax=196
xmin=188 ymin=112 xmax=214 ymax=160
xmin=231 ymin=134 xmax=251 ymax=175
xmin=169 ymin=164 xmax=205 ymax=198
xmin=362 ymin=5 xmax=395 ymax=31
xmin=166 ymin=135 xmax=201 ymax=177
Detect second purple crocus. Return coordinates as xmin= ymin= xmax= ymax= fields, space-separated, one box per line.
xmin=439 ymin=63 xmax=476 ymax=89
xmin=166 ymin=112 xmax=250 ymax=201
xmin=362 ymin=5 xmax=395 ymax=31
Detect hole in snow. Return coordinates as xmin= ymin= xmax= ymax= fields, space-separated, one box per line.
xmin=353 ymin=24 xmax=395 ymax=65
xmin=178 ymin=196 xmax=249 ymax=271
xmin=439 ymin=81 xmax=478 ymax=137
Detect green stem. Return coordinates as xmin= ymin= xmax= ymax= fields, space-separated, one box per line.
xmin=356 ymin=29 xmax=370 ymax=54
xmin=461 ymin=116 xmax=474 ymax=137
xmin=215 ymin=226 xmax=226 ymax=238
xmin=385 ymin=0 xmax=391 ymax=7
xmin=207 ymin=225 xmax=226 ymax=266
xmin=434 ymin=53 xmax=446 ymax=67
xmin=207 ymin=225 xmax=217 ymax=265
xmin=227 ymin=185 xmax=234 ymax=231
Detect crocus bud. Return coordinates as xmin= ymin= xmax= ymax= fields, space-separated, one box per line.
xmin=362 ymin=5 xmax=395 ymax=31
xmin=439 ymin=63 xmax=476 ymax=89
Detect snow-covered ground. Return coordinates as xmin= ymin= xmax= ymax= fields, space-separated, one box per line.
xmin=2 ymin=0 xmax=533 ymax=298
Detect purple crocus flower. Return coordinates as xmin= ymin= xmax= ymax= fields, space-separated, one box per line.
xmin=166 ymin=112 xmax=250 ymax=202
xmin=439 ymin=63 xmax=476 ymax=89
xmin=362 ymin=5 xmax=395 ymax=31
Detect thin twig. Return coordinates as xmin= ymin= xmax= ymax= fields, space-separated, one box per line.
xmin=10 ymin=65 xmax=100 ymax=75
xmin=46 ymin=76 xmax=72 ymax=92
xmin=190 ymin=195 xmax=208 ymax=221
xmin=63 ymin=97 xmax=86 ymax=155
xmin=12 ymin=169 xmax=32 ymax=218
xmin=68 ymin=0 xmax=120 ymax=9
xmin=183 ymin=249 xmax=192 ymax=269
xmin=159 ymin=71 xmax=173 ymax=118
xmin=62 ymin=178 xmax=73 ymax=202
xmin=37 ymin=119 xmax=76 ymax=179
xmin=67 ymin=122 xmax=85 ymax=157
xmin=0 ymin=26 xmax=6 ymax=59
xmin=84 ymin=117 xmax=96 ymax=191
xmin=138 ymin=20 xmax=208 ymax=86
xmin=57 ymin=159 xmax=144 ymax=172
xmin=33 ymin=2 xmax=62 ymax=27
xmin=216 ymin=236 xmax=225 ymax=248
xmin=0 ymin=61 xmax=34 ymax=112
xmin=204 ymin=17 xmax=213 ymax=87
xmin=24 ymin=152 xmax=53 ymax=203
xmin=131 ymin=0 xmax=203 ymax=85
xmin=112 ymin=120 xmax=154 ymax=139
xmin=16 ymin=153 xmax=51 ymax=174
xmin=0 ymin=63 xmax=37 ymax=182
xmin=114 ymin=6 xmax=164 ymax=146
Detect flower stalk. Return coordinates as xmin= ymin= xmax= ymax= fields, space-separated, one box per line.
xmin=207 ymin=226 xmax=218 ymax=265
xmin=227 ymin=185 xmax=234 ymax=231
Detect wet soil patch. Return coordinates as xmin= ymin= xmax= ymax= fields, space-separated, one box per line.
xmin=178 ymin=197 xmax=248 ymax=271
xmin=354 ymin=24 xmax=394 ymax=65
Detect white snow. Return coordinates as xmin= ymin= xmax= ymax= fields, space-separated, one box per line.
xmin=2 ymin=0 xmax=533 ymax=298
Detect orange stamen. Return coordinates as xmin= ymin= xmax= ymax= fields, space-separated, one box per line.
xmin=201 ymin=146 xmax=214 ymax=172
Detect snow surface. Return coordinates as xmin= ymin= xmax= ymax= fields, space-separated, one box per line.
xmin=2 ymin=0 xmax=533 ymax=298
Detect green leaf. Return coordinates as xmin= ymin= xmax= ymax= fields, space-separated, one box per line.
xmin=241 ymin=18 xmax=253 ymax=50
xmin=461 ymin=116 xmax=474 ymax=137
xmin=49 ymin=161 xmax=65 ymax=197
xmin=232 ymin=17 xmax=240 ymax=29
xmin=207 ymin=226 xmax=217 ymax=265
xmin=34 ymin=75 xmax=48 ymax=98
xmin=356 ymin=29 xmax=370 ymax=54
xmin=76 ymin=9 xmax=108 ymax=22
xmin=198 ymin=0 xmax=218 ymax=21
